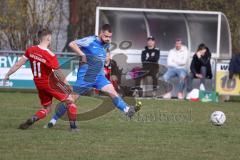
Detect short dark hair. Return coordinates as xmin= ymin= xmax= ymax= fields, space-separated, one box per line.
xmin=197 ymin=43 xmax=211 ymax=56
xmin=175 ymin=38 xmax=182 ymax=42
xmin=38 ymin=28 xmax=52 ymax=40
xmin=101 ymin=24 xmax=112 ymax=33
xmin=197 ymin=43 xmax=207 ymax=51
xmin=147 ymin=36 xmax=155 ymax=41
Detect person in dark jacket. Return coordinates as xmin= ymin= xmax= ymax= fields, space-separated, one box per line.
xmin=187 ymin=43 xmax=212 ymax=92
xmin=135 ymin=36 xmax=160 ymax=96
xmin=229 ymin=53 xmax=240 ymax=79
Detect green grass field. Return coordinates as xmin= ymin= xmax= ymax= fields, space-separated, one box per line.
xmin=0 ymin=92 xmax=240 ymax=160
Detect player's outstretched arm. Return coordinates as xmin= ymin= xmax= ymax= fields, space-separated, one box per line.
xmin=69 ymin=41 xmax=87 ymax=63
xmin=3 ymin=56 xmax=27 ymax=85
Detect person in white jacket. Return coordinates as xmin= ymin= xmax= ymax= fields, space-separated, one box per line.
xmin=163 ymin=39 xmax=189 ymax=99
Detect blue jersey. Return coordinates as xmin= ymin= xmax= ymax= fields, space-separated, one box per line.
xmin=75 ymin=36 xmax=109 ymax=61
xmin=72 ymin=36 xmax=111 ymax=93
xmin=75 ymin=36 xmax=110 ymax=81
xmin=75 ymin=36 xmax=110 ymax=77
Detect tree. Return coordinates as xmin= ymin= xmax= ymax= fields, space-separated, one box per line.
xmin=0 ymin=0 xmax=68 ymax=51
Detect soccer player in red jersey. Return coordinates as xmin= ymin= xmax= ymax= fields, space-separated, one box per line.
xmin=3 ymin=29 xmax=78 ymax=131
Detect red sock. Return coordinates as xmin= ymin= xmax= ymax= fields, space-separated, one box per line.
xmin=35 ymin=109 xmax=49 ymax=120
xmin=67 ymin=104 xmax=77 ymax=121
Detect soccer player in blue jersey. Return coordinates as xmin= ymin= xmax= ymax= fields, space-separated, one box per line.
xmin=46 ymin=24 xmax=141 ymax=128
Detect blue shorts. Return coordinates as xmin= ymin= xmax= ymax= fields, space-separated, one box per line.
xmin=73 ymin=74 xmax=111 ymax=95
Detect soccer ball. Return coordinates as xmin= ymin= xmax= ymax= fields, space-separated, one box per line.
xmin=210 ymin=111 xmax=226 ymax=126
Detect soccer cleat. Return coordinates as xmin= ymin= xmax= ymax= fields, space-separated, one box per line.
xmin=68 ymin=121 xmax=79 ymax=132
xmin=69 ymin=127 xmax=80 ymax=132
xmin=43 ymin=122 xmax=54 ymax=129
xmin=126 ymin=101 xmax=142 ymax=118
xmin=126 ymin=106 xmax=135 ymax=118
xmin=18 ymin=118 xmax=35 ymax=130
xmin=48 ymin=122 xmax=54 ymax=128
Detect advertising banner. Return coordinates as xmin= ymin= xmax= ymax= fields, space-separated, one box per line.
xmin=0 ymin=55 xmax=78 ymax=89
xmin=215 ymin=62 xmax=240 ymax=95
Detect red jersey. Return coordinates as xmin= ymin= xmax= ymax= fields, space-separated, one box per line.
xmin=24 ymin=45 xmax=60 ymax=87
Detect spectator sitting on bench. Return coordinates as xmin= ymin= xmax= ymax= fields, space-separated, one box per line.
xmin=163 ymin=39 xmax=189 ymax=99
xmin=187 ymin=43 xmax=212 ymax=92
xmin=135 ymin=36 xmax=160 ymax=97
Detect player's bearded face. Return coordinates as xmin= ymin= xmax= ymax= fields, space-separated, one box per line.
xmin=100 ymin=31 xmax=112 ymax=44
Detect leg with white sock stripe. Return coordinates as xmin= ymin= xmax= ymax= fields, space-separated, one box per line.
xmin=101 ymin=84 xmax=142 ymax=118
xmin=48 ymin=102 xmax=68 ymax=126
xmin=112 ymin=96 xmax=129 ymax=113
xmin=101 ymin=84 xmax=130 ymax=113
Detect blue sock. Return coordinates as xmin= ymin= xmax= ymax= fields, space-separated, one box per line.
xmin=112 ymin=96 xmax=128 ymax=112
xmin=53 ymin=103 xmax=67 ymax=121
